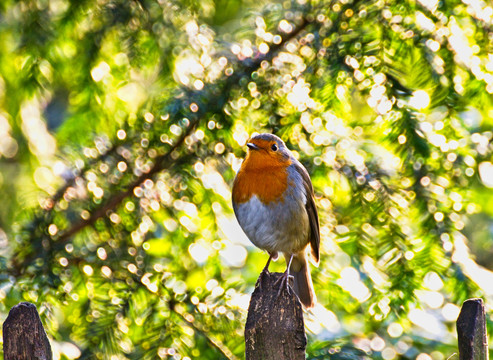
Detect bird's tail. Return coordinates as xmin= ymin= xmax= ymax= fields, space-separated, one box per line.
xmin=290 ymin=253 xmax=316 ymax=309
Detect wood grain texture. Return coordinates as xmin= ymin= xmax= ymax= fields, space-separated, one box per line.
xmin=245 ymin=272 xmax=306 ymax=360
xmin=457 ymin=298 xmax=488 ymax=360
xmin=3 ymin=302 xmax=52 ymax=360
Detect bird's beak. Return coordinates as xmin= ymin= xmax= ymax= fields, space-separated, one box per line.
xmin=246 ymin=142 xmax=259 ymax=150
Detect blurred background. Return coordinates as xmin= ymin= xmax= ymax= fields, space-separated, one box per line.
xmin=0 ymin=0 xmax=493 ymax=359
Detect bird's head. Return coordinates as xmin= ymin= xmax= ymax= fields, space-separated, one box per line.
xmin=243 ymin=133 xmax=292 ymax=170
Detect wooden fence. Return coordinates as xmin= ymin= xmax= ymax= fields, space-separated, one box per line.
xmin=1 ymin=283 xmax=490 ymax=359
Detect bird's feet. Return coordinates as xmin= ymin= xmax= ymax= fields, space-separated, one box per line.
xmin=255 ymin=254 xmax=274 ymax=290
xmin=274 ymin=253 xmax=294 ymax=297
xmin=274 ymin=270 xmax=294 ymax=298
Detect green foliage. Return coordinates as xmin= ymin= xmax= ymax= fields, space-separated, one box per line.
xmin=1 ymin=0 xmax=493 ymax=359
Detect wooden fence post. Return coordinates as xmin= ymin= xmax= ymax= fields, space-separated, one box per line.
xmin=2 ymin=302 xmax=52 ymax=360
xmin=457 ymin=298 xmax=488 ymax=360
xmin=245 ymin=272 xmax=306 ymax=359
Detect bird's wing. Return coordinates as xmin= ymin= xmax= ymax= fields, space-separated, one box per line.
xmin=294 ymin=161 xmax=320 ymax=265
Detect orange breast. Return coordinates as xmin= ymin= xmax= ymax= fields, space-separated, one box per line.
xmin=232 ymin=152 xmax=291 ymax=204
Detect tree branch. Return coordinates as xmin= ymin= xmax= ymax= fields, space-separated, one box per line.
xmin=173 ymin=307 xmax=240 ymax=360
xmin=52 ymin=18 xmax=311 ymax=244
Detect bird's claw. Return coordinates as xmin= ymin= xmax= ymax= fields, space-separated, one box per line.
xmin=255 ymin=254 xmax=274 ymax=290
xmin=274 ymin=272 xmax=294 ymax=298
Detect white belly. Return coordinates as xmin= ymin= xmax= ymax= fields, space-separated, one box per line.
xmin=233 ymin=192 xmax=310 ymax=255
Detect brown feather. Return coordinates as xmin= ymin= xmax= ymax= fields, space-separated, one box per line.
xmin=288 ymin=252 xmax=317 ymax=308
xmin=293 ymin=161 xmax=320 ymax=264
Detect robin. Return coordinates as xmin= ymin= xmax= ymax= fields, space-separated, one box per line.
xmin=232 ymin=133 xmax=320 ymax=308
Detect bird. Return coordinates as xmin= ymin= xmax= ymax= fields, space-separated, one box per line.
xmin=232 ymin=133 xmax=320 ymax=308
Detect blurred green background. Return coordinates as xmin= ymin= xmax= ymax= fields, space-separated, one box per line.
xmin=0 ymin=0 xmax=493 ymax=359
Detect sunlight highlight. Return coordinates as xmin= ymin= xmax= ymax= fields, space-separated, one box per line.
xmin=306 ymin=304 xmax=341 ymax=335
xmin=21 ymin=100 xmax=56 ymax=157
xmin=409 ymin=90 xmax=430 ymax=109
xmin=337 ymin=267 xmax=370 ymax=302
xmin=220 ymin=243 xmax=247 ymax=267
xmin=478 ymin=161 xmax=493 ymax=187
xmin=453 ymin=233 xmax=493 ymax=295
xmin=408 ymin=309 xmax=445 ymax=337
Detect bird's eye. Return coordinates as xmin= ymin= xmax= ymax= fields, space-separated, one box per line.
xmin=271 ymin=144 xmax=278 ymax=151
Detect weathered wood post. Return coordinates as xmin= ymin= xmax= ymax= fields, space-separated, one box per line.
xmin=2 ymin=302 xmax=52 ymax=360
xmin=245 ymin=272 xmax=306 ymax=359
xmin=457 ymin=298 xmax=488 ymax=360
